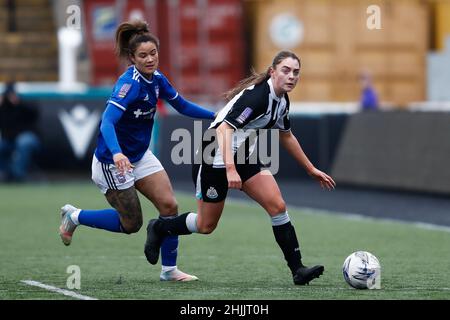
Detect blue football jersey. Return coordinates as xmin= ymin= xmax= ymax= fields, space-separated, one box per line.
xmin=95 ymin=65 xmax=178 ymax=164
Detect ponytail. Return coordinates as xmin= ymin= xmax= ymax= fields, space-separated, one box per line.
xmin=115 ymin=20 xmax=159 ymax=61
xmin=223 ymin=68 xmax=270 ymax=101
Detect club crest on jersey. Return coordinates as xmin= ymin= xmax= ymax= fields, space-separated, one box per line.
xmin=115 ymin=172 xmax=126 ymax=183
xmin=118 ymin=83 xmax=131 ymax=98
xmin=236 ymin=107 xmax=253 ymax=124
xmin=206 ymin=187 xmax=218 ymax=199
xmin=155 ymin=86 xmax=159 ymax=99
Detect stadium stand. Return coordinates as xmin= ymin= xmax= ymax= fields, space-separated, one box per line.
xmin=0 ymin=0 xmax=58 ymax=82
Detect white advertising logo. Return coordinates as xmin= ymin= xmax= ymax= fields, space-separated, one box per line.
xmin=59 ymin=105 xmax=101 ymax=159
xmin=270 ymin=13 xmax=304 ymax=49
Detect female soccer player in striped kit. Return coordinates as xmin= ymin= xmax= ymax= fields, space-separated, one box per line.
xmin=59 ymin=20 xmax=215 ymax=281
xmin=145 ymin=51 xmax=336 ymax=285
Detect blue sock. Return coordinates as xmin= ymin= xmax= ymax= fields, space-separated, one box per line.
xmin=159 ymin=215 xmax=179 ymax=267
xmin=78 ymin=209 xmax=124 ymax=233
xmin=161 ymin=235 xmax=178 ymax=267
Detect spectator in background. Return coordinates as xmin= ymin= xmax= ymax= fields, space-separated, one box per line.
xmin=360 ymin=70 xmax=379 ymax=111
xmin=6 ymin=0 xmax=17 ymax=32
xmin=0 ymin=82 xmax=41 ymax=182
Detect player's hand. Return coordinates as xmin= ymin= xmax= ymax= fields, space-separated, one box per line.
xmin=309 ymin=167 xmax=336 ymax=191
xmin=113 ymin=153 xmax=133 ymax=175
xmin=226 ymin=168 xmax=242 ymax=189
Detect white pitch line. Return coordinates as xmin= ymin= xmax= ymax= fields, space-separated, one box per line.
xmin=298 ymin=207 xmax=450 ymax=233
xmin=20 ymin=280 xmax=97 ymax=300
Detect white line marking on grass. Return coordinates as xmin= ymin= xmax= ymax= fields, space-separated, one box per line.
xmin=298 ymin=208 xmax=450 ymax=233
xmin=410 ymin=222 xmax=450 ymax=233
xmin=20 ymin=280 xmax=98 ymax=300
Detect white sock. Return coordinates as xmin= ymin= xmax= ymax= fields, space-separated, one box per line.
xmin=186 ymin=212 xmax=198 ymax=233
xmin=270 ymin=211 xmax=290 ymax=226
xmin=70 ymin=209 xmax=81 ymax=225
xmin=161 ymin=265 xmax=177 ymax=273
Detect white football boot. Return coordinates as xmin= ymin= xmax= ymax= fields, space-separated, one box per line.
xmin=59 ymin=204 xmax=80 ymax=246
xmin=160 ymin=268 xmax=199 ymax=282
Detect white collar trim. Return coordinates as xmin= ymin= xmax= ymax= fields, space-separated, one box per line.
xmin=267 ymin=78 xmax=281 ymax=101
xmin=133 ymin=66 xmax=153 ymax=84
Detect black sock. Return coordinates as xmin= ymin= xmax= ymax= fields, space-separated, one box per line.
xmin=154 ymin=212 xmax=192 ymax=236
xmin=272 ymin=222 xmax=303 ymax=275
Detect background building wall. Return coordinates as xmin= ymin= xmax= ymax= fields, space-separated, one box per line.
xmin=247 ymin=0 xmax=429 ymax=106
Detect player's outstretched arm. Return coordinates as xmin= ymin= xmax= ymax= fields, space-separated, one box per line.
xmin=279 ymin=130 xmax=336 ymax=190
xmin=167 ymin=95 xmax=215 ymax=120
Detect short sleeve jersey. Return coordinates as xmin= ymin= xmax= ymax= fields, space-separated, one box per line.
xmin=95 ymin=66 xmax=179 ymax=164
xmin=207 ymin=78 xmax=291 ymax=167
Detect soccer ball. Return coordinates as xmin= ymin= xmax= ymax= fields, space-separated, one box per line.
xmin=342 ymin=251 xmax=381 ymax=289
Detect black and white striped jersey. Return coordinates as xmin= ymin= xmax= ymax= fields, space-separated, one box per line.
xmin=206 ymin=78 xmax=291 ymax=167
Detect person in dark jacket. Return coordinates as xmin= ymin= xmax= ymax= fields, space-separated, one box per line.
xmin=0 ymin=82 xmax=41 ymax=182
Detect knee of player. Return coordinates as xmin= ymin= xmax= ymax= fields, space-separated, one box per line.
xmin=160 ymin=199 xmax=178 ymax=215
xmin=122 ymin=218 xmax=143 ymax=234
xmin=197 ymin=222 xmax=217 ymax=235
xmin=268 ymin=200 xmax=287 ymax=215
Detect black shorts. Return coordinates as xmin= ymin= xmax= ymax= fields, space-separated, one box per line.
xmin=192 ymin=162 xmax=264 ymax=203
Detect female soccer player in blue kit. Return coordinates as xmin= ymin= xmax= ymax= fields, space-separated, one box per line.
xmin=59 ymin=20 xmax=215 ymax=281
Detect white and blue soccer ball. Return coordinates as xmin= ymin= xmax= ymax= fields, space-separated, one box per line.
xmin=343 ymin=251 xmax=381 ymax=289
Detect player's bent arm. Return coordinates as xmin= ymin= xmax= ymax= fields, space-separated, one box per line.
xmin=280 ymin=130 xmax=336 ymax=189
xmin=279 ymin=130 xmax=315 ymax=175
xmin=100 ymin=104 xmax=124 ymax=156
xmin=167 ymin=94 xmax=215 ymax=119
xmin=216 ymin=122 xmax=242 ymax=189
xmin=216 ymin=122 xmax=236 ymax=170
xmin=101 ymin=104 xmax=132 ymax=173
